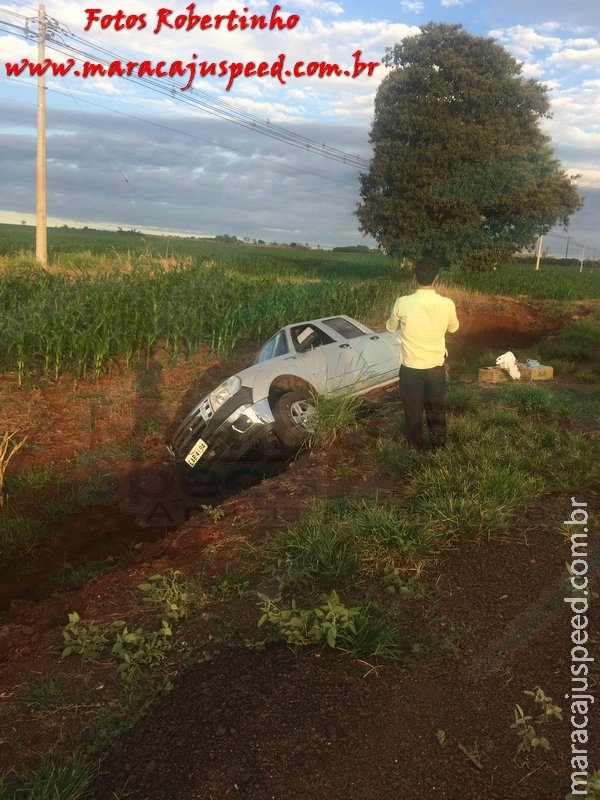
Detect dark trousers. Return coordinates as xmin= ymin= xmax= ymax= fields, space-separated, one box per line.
xmin=399 ymin=364 xmax=447 ymax=451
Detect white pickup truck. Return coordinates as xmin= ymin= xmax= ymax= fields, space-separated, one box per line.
xmin=167 ymin=314 xmax=401 ymax=467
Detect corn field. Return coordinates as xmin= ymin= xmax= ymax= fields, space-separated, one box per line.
xmin=0 ymin=238 xmax=404 ymax=382
xmin=4 ymin=225 xmax=597 ymax=383
xmin=444 ymin=261 xmax=600 ymax=300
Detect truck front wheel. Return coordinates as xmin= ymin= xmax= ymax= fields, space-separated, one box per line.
xmin=272 ymin=390 xmax=315 ymax=448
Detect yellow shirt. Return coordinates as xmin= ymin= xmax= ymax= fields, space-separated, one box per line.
xmin=386 ymin=288 xmax=459 ymax=369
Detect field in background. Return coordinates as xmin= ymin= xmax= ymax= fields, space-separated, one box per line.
xmin=2 ymin=224 xmax=600 ymax=384
xmin=0 ymin=225 xmax=406 ymax=382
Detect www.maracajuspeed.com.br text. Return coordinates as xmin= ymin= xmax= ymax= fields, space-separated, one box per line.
xmin=4 ymin=50 xmax=379 ymax=92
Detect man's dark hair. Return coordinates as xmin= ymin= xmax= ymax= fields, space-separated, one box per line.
xmin=414 ymin=257 xmax=440 ymax=286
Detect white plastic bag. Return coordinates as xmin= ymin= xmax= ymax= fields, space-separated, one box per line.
xmin=495 ymin=351 xmax=521 ymax=380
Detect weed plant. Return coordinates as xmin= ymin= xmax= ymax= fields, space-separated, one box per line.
xmin=255 ymin=590 xmax=410 ymax=659
xmin=0 ymin=508 xmax=46 ymax=564
xmin=264 ymin=496 xmax=444 ymax=598
xmin=496 ymin=382 xmax=564 ymax=413
xmin=306 ymin=393 xmax=364 ymax=449
xmin=0 ymin=754 xmax=99 ymax=800
xmin=445 ymin=383 xmax=480 ymax=412
xmin=53 ymin=561 xmax=112 ymax=591
xmin=565 ymin=770 xmax=600 ymax=800
xmin=0 ymin=462 xmax=117 ymax=566
xmin=21 ymin=675 xmax=67 ymax=708
xmin=137 ymin=569 xmax=202 ymax=620
xmin=539 ymin=316 xmax=600 ymax=363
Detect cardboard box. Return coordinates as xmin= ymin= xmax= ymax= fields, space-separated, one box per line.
xmin=478 ymin=366 xmax=510 ymax=383
xmin=478 ymin=364 xmax=554 ymax=383
xmin=517 ymin=364 xmax=554 ymax=381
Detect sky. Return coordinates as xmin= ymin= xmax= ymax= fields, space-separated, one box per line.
xmin=0 ymin=0 xmax=598 ymax=255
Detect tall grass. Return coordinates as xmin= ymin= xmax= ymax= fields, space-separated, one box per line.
xmin=264 ymin=496 xmax=445 ymax=597
xmin=374 ymin=403 xmax=600 ymax=540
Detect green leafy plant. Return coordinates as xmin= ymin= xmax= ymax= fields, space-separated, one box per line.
xmin=254 ymin=591 xmax=410 ymax=660
xmin=137 ymin=569 xmax=201 ymax=620
xmin=110 ymin=619 xmax=173 ymax=683
xmin=511 ymin=704 xmax=550 ymax=754
xmin=257 ymin=590 xmax=360 ymax=649
xmin=62 ymin=571 xmax=202 ymax=679
xmin=62 ymin=612 xmax=176 ymax=684
xmin=381 ymin=567 xmax=423 ymax=596
xmin=511 ymin=687 xmax=563 ymax=755
xmin=61 ymin=612 xmax=112 ymax=661
xmin=565 ymin=769 xmax=600 ymax=800
xmin=525 ymin=687 xmax=564 ymax=725
xmin=201 ymin=503 xmax=225 ymax=522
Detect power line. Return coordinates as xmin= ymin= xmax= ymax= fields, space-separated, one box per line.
xmin=0 ymin=89 xmax=361 ymax=193
xmin=0 ymin=6 xmax=373 ymax=170
xmin=542 ymin=232 xmax=597 ymax=257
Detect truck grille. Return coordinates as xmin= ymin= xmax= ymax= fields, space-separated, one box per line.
xmin=170 ymin=396 xmax=212 ymax=457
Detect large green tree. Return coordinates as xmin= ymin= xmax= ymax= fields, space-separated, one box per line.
xmin=356 ymin=23 xmax=583 ymax=270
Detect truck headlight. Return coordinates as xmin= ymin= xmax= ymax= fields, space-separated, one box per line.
xmin=209 ymin=376 xmax=242 ymax=411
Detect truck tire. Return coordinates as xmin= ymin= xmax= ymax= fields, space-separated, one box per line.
xmin=273 ymin=390 xmax=315 ymax=448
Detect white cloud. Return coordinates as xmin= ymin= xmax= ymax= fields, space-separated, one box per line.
xmin=489 ymin=25 xmax=563 ymax=58
xmin=283 ymin=0 xmax=344 ymax=14
xmin=399 ymin=1 xmax=425 ymax=14
xmin=547 ymin=46 xmax=600 ymax=72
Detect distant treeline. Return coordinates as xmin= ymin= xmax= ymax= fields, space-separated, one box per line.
xmin=514 ymin=254 xmax=598 ymax=268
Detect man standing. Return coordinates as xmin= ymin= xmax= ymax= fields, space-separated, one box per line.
xmin=386 ymin=258 xmax=459 ymax=451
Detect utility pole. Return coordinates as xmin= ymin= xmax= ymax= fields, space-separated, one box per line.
xmin=565 ymin=236 xmax=570 ymax=261
xmin=580 ymin=247 xmax=585 ymax=273
xmin=535 ymin=235 xmax=543 ymax=271
xmin=36 ymin=4 xmax=47 ymax=268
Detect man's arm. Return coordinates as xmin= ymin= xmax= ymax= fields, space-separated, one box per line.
xmin=386 ymin=297 xmax=403 ymax=333
xmin=446 ymin=301 xmax=459 ymax=334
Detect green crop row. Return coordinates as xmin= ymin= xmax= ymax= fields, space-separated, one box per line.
xmin=0 ymin=245 xmax=405 ymax=382
xmin=3 ymin=224 xmax=599 ymax=382
xmin=445 ymin=261 xmax=600 ymax=301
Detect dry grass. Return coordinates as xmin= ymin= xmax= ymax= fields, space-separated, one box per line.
xmin=436 ymin=285 xmax=525 ymax=314
xmin=0 ymin=430 xmax=27 ymax=507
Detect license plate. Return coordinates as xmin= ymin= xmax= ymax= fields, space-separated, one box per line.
xmin=185 ymin=438 xmax=208 ymax=466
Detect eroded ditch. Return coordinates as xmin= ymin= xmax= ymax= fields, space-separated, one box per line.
xmin=0 ymin=449 xmax=292 ymax=611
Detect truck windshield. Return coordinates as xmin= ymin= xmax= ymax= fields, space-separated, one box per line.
xmin=252 ymin=330 xmax=289 ymax=364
